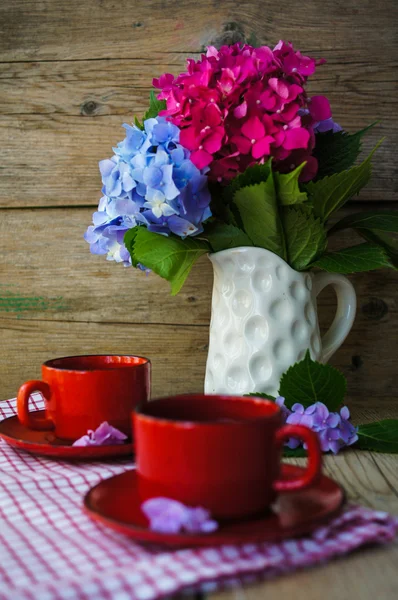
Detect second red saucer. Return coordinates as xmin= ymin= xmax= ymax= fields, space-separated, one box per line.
xmin=84 ymin=465 xmax=345 ymax=547
xmin=0 ymin=411 xmax=133 ymax=460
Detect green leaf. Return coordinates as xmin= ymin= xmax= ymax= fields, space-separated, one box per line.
xmin=312 ymin=243 xmax=393 ymax=273
xmin=233 ymin=174 xmax=287 ymax=260
xmin=330 ymin=211 xmax=398 ymax=269
xmin=128 ymin=227 xmax=209 ymax=295
xmin=142 ymin=90 xmax=166 ymax=122
xmin=274 ymin=163 xmax=308 ymax=205
xmin=356 ymin=420 xmax=398 ymax=453
xmin=134 ymin=116 xmax=143 ymax=130
xmin=283 ymin=207 xmax=327 ymax=271
xmin=279 ymin=350 xmax=346 ymax=410
xmin=246 ymin=392 xmax=276 ymax=401
xmin=305 ymin=141 xmax=382 ymax=221
xmin=329 ymin=210 xmax=398 ymax=235
xmin=124 ymin=226 xmax=140 ymax=267
xmin=204 ymin=222 xmax=253 ymax=252
xmin=246 ymin=31 xmax=259 ymax=47
xmin=224 ymin=163 xmax=272 ymax=204
xmin=313 ymin=123 xmax=377 ymax=179
xmin=207 ymin=183 xmax=241 ymax=228
xmin=283 ymin=447 xmax=308 ymax=458
xmin=356 ymin=229 xmax=398 ymax=268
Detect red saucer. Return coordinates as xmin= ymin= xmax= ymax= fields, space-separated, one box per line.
xmin=0 ymin=411 xmax=133 ymax=460
xmin=84 ymin=466 xmax=345 ymax=547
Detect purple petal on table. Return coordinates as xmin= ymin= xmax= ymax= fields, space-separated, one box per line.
xmin=199 ymin=520 xmax=219 ymax=533
xmin=141 ymin=497 xmax=218 ymax=534
xmin=286 ymin=437 xmax=301 ymax=449
xmin=142 ymin=497 xmax=190 ymax=533
xmin=326 ymin=413 xmax=341 ymax=428
xmin=275 ymin=396 xmax=291 ymax=421
xmin=315 ymin=402 xmax=330 ymax=420
xmin=311 ymin=402 xmax=331 ymax=430
xmin=286 ymin=412 xmax=304 ymax=426
xmin=319 ymin=428 xmax=341 ymax=454
xmin=339 ymin=419 xmax=358 ymax=446
xmin=93 ymin=422 xmax=127 ymax=445
xmin=72 ymin=430 xmax=96 ymax=447
xmin=300 ymin=414 xmax=314 ymax=428
xmin=340 ymin=406 xmax=350 ymax=420
xmin=72 ymin=422 xmax=127 ymax=447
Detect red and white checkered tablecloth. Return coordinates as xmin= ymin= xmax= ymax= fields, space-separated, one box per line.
xmin=0 ymin=395 xmax=397 ymax=600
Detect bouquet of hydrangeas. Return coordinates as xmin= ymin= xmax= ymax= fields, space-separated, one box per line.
xmin=85 ymin=41 xmax=397 ymax=293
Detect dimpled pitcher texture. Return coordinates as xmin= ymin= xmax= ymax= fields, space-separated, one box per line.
xmin=204 ymin=247 xmax=356 ymax=397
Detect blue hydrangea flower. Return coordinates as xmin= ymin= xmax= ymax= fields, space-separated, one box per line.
xmin=84 ymin=116 xmax=211 ymax=265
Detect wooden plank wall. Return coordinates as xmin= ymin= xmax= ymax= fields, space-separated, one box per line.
xmin=1 ymin=0 xmax=397 ymax=417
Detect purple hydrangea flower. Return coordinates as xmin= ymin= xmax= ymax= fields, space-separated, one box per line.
xmin=318 ymin=427 xmax=342 ymax=454
xmin=286 ymin=403 xmax=316 ymax=449
xmin=275 ymin=398 xmax=358 ymax=454
xmin=72 ymin=422 xmax=127 ymax=447
xmin=84 ymin=116 xmax=211 ymax=265
xmin=299 ymin=107 xmax=342 ymax=135
xmin=141 ymin=497 xmax=218 ymax=534
xmin=287 ymin=403 xmax=315 ymax=428
xmin=311 ymin=402 xmax=340 ymax=430
xmin=313 ymin=117 xmax=343 ymax=134
xmin=275 ymin=396 xmax=291 ymax=421
xmin=338 ymin=406 xmax=359 ymax=447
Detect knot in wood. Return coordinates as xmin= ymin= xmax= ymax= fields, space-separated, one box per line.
xmin=351 ymin=355 xmax=363 ymax=370
xmin=361 ymin=297 xmax=388 ymax=321
xmin=213 ymin=21 xmax=246 ymax=48
xmin=81 ymin=100 xmax=99 ymax=116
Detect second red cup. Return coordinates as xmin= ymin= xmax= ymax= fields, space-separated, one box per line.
xmin=133 ymin=394 xmax=322 ymax=520
xmin=17 ymin=355 xmax=151 ymax=441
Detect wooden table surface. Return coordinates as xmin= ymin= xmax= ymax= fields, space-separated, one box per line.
xmin=204 ymin=450 xmax=398 ymax=600
xmin=1 ymin=0 xmax=397 ymax=598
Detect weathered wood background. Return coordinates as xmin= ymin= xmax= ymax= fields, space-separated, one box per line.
xmin=1 ymin=0 xmax=397 ymax=407
xmin=0 ymin=2 xmax=397 ymax=598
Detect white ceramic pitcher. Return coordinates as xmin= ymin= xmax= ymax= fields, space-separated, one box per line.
xmin=204 ymin=247 xmax=356 ymax=396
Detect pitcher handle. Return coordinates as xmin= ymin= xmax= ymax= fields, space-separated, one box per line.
xmin=312 ymin=273 xmax=357 ymax=363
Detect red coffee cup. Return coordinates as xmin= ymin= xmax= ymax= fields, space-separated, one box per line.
xmin=17 ymin=355 xmax=151 ymax=441
xmin=133 ymin=394 xmax=322 ymax=520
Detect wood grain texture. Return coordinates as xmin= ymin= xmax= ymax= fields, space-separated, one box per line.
xmin=0 ymin=3 xmax=397 ymax=598
xmin=0 ymin=317 xmax=210 ymax=401
xmin=210 ymin=451 xmax=398 ymax=600
xmin=1 ymin=0 xmax=397 ymax=61
xmin=0 ymin=205 xmax=397 ymax=402
xmin=0 ymin=0 xmax=397 ymax=206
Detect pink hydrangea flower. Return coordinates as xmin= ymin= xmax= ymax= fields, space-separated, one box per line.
xmin=141 ymin=497 xmax=218 ymax=534
xmin=72 ymin=422 xmax=127 ymax=447
xmin=154 ymin=41 xmax=331 ymax=183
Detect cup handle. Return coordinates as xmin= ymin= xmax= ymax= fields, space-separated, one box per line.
xmin=273 ymin=424 xmax=322 ymax=493
xmin=17 ymin=380 xmax=54 ymax=431
xmin=312 ymin=272 xmax=356 ymax=363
